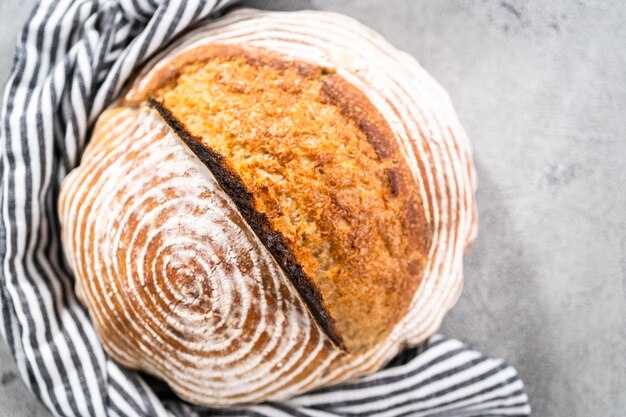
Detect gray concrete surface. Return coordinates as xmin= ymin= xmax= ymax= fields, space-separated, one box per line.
xmin=1 ymin=1 xmax=625 ymax=416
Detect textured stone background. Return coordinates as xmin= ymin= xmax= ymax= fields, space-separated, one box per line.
xmin=1 ymin=1 xmax=625 ymax=416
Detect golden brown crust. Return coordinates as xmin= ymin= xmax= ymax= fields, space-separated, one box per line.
xmin=130 ymin=44 xmax=432 ymax=352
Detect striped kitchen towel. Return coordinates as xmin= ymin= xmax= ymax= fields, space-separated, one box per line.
xmin=0 ymin=0 xmax=531 ymax=416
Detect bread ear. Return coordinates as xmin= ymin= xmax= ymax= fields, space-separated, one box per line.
xmin=147 ymin=97 xmax=345 ymax=350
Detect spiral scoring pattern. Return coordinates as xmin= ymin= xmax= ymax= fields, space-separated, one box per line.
xmin=59 ymin=106 xmax=338 ymax=404
xmin=60 ymin=9 xmax=477 ymax=406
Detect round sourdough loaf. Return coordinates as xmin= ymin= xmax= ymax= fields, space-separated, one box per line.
xmin=58 ymin=8 xmax=477 ymax=407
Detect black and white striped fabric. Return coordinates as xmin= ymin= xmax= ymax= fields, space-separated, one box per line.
xmin=0 ymin=0 xmax=531 ymax=416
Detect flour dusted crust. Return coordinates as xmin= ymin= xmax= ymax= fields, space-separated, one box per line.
xmin=59 ymin=9 xmax=477 ymax=407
